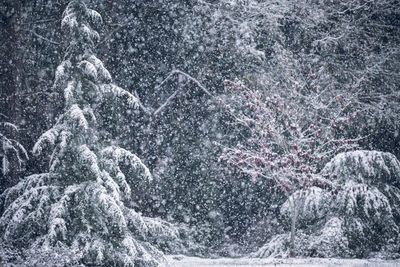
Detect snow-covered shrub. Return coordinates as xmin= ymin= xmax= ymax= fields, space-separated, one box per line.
xmin=0 ymin=243 xmax=84 ymax=267
xmin=256 ymin=150 xmax=400 ymax=259
xmin=0 ymin=1 xmax=173 ymax=266
xmin=306 ymin=217 xmax=350 ymax=257
xmin=254 ymin=233 xmax=292 ymax=258
xmin=280 ymin=187 xmax=332 ymax=228
xmin=254 ymin=217 xmax=350 ymax=258
xmin=323 ymin=151 xmax=400 ymax=258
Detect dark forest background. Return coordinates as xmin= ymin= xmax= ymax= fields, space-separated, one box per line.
xmin=1 ymin=0 xmax=399 ymax=254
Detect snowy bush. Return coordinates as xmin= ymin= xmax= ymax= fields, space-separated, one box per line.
xmin=256 ymin=150 xmax=400 ymax=259
xmin=280 ymin=187 xmax=332 ymax=228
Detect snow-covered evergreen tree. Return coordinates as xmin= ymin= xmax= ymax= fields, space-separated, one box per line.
xmin=0 ymin=1 xmax=170 ymax=266
xmin=255 ymin=150 xmax=400 ymax=258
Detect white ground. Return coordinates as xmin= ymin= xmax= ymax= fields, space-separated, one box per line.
xmin=166 ymin=255 xmax=400 ymax=267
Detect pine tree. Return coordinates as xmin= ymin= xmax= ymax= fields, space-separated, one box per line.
xmin=0 ymin=1 xmax=169 ymax=266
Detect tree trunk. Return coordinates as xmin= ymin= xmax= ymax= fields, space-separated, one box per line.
xmin=289 ymin=198 xmax=297 ymax=257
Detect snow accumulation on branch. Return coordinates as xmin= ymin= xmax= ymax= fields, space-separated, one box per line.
xmin=101 ymin=84 xmax=139 ymax=110
xmin=255 ymin=150 xmax=400 ymax=258
xmin=0 ymin=122 xmax=19 ymax=133
xmin=1 ymin=121 xmax=29 ymax=176
xmin=101 ymin=146 xmax=152 ymax=182
xmin=153 ymin=69 xmax=213 ymax=116
xmin=133 ymin=90 xmax=151 ymax=115
xmin=322 ymin=150 xmax=400 ymax=183
xmin=155 ymin=69 xmax=212 ymax=96
xmin=153 ymin=89 xmax=180 ymax=116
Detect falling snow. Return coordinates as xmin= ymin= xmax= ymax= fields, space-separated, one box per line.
xmin=0 ymin=0 xmax=400 ymax=266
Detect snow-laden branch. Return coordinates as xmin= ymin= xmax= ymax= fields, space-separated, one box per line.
xmin=1 ymin=122 xmax=28 ymax=175
xmin=154 ymin=69 xmax=212 ymax=96
xmin=153 ymin=88 xmax=180 ymax=116
xmin=152 ymin=69 xmax=212 ymax=116
xmin=133 ymin=90 xmax=151 ymax=115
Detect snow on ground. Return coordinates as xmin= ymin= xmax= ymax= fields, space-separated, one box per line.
xmin=166 ymin=255 xmax=400 ymax=267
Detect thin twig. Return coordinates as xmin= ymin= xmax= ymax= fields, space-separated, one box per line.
xmin=152 ymin=69 xmax=213 ymax=116
xmin=133 ymin=90 xmax=152 ymax=115
xmin=28 ymin=30 xmax=60 ymax=45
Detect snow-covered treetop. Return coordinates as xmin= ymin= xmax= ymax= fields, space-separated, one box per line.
xmin=61 ymin=0 xmax=102 ymax=50
xmin=33 ymin=0 xmax=142 ymax=182
xmin=322 ymin=150 xmax=400 ymax=185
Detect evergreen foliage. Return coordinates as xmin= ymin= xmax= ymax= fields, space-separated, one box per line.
xmin=0 ymin=120 xmax=28 ymax=177
xmin=0 ymin=118 xmax=28 ymax=193
xmin=0 ymin=1 xmax=170 ymax=266
xmin=255 ymin=150 xmax=400 ymax=258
